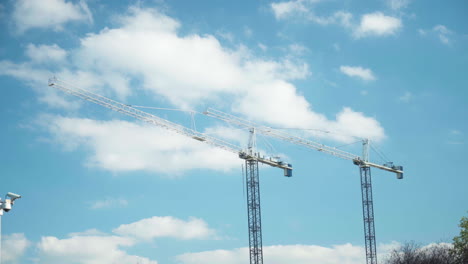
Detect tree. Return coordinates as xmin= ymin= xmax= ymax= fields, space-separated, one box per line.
xmin=452 ymin=215 xmax=468 ymax=264
xmin=384 ymin=241 xmax=454 ymax=264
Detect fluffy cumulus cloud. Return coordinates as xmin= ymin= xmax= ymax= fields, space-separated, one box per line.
xmin=37 ymin=235 xmax=156 ymax=264
xmin=340 ymin=66 xmax=376 ymax=81
xmin=1 ymin=6 xmax=387 ymax=174
xmin=176 ymin=242 xmax=400 ymax=264
xmin=70 ymin=7 xmax=385 ymax=144
xmin=43 ymin=116 xmax=241 ymax=174
xmin=1 ymin=233 xmax=30 ymax=263
xmin=113 ymin=216 xmax=217 ymax=241
xmin=26 ymin=43 xmax=67 ymax=63
xmin=5 ymin=7 xmax=386 ymax=141
xmin=0 ymin=61 xmax=109 ymax=110
xmin=354 ymin=12 xmax=402 ymax=38
xmin=12 ymin=0 xmax=93 ymax=33
xmin=271 ymin=2 xmax=402 ymax=39
xmin=35 ymin=215 xmax=219 ymax=263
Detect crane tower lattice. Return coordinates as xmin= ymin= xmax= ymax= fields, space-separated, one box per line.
xmin=204 ymin=108 xmax=404 ymax=264
xmin=48 ymin=77 xmax=292 ymax=264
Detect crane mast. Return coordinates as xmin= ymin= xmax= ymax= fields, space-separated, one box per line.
xmin=48 ymin=77 xmax=292 ymax=264
xmin=204 ymin=108 xmax=404 ymax=264
xmin=360 ymin=139 xmax=377 ymax=264
xmin=246 ymin=128 xmax=263 ymax=264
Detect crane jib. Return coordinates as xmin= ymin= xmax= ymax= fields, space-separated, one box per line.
xmin=204 ymin=108 xmax=404 ymax=179
xmin=48 ymin=77 xmax=294 ymax=178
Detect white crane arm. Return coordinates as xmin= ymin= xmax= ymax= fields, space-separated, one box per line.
xmin=204 ymin=108 xmax=403 ymax=178
xmin=48 ymin=77 xmax=292 ymax=173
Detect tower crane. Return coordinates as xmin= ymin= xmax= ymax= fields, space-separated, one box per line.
xmin=48 ymin=77 xmax=292 ymax=264
xmin=203 ymin=107 xmax=404 ymax=264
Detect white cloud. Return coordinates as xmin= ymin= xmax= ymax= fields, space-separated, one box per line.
xmin=258 ymin=43 xmax=268 ymax=51
xmin=26 ymin=43 xmax=67 ymax=63
xmin=1 ymin=233 xmax=30 ymax=263
xmin=2 ymin=7 xmax=386 ymax=147
xmin=75 ymin=7 xmax=244 ymax=109
xmin=433 ymin=25 xmax=452 ymax=45
xmin=176 ymin=242 xmax=400 ymax=264
xmin=387 ymin=0 xmax=410 ymax=10
xmin=37 ymin=215 xmax=217 ymax=263
xmin=43 ymin=116 xmax=241 ymax=174
xmin=271 ymin=3 xmax=401 ymax=39
xmin=68 ymin=229 xmax=108 ymax=237
xmin=216 ymin=30 xmax=235 ymax=43
xmin=69 ymin=7 xmax=385 ymax=142
xmin=340 ymin=66 xmax=376 ymax=81
xmin=419 ymin=25 xmax=454 ymax=45
xmin=12 ymin=0 xmax=93 ymax=33
xmin=204 ymin=125 xmax=249 ymax=146
xmin=271 ymin=1 xmax=352 ymax=27
xmin=354 ymin=12 xmax=402 ymax=38
xmin=90 ymin=198 xmax=129 ymax=210
xmin=114 ymin=216 xmax=217 ymax=241
xmin=271 ymin=0 xmax=313 ymax=19
xmin=37 ymin=235 xmax=156 ymax=264
xmin=0 ymin=60 xmax=51 ymax=84
xmin=0 ymin=61 xmax=79 ymax=110
xmin=398 ymin=91 xmax=412 ymax=102
xmin=289 ymin=43 xmax=308 ymax=55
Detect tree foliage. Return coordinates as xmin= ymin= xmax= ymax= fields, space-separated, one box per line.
xmin=385 ymin=214 xmax=468 ymax=264
xmin=384 ymin=242 xmax=455 ymax=264
xmin=452 ymin=216 xmax=468 ymax=264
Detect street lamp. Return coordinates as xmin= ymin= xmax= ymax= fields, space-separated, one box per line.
xmin=0 ymin=192 xmax=22 ymax=264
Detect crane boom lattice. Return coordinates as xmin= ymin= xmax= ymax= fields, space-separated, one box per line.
xmin=48 ymin=77 xmax=293 ymax=264
xmin=203 ymin=108 xmax=404 ymax=264
xmin=204 ymin=108 xmax=404 ymax=177
xmin=48 ymin=77 xmax=292 ymax=171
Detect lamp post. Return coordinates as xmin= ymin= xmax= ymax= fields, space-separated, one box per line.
xmin=0 ymin=192 xmax=22 ymax=264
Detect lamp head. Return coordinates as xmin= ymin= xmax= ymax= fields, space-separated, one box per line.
xmin=6 ymin=192 xmax=21 ymax=201
xmin=2 ymin=199 xmax=11 ymax=212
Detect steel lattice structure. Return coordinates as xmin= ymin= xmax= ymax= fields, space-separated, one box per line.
xmin=246 ymin=159 xmax=263 ymax=264
xmin=360 ymin=165 xmax=377 ymax=264
xmin=48 ymin=77 xmax=293 ymax=264
xmin=204 ymin=108 xmax=404 ymax=264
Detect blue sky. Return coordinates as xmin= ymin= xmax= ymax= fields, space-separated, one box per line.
xmin=0 ymin=0 xmax=467 ymax=263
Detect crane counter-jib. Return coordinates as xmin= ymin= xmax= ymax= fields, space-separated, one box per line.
xmin=48 ymin=77 xmax=293 ymax=176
